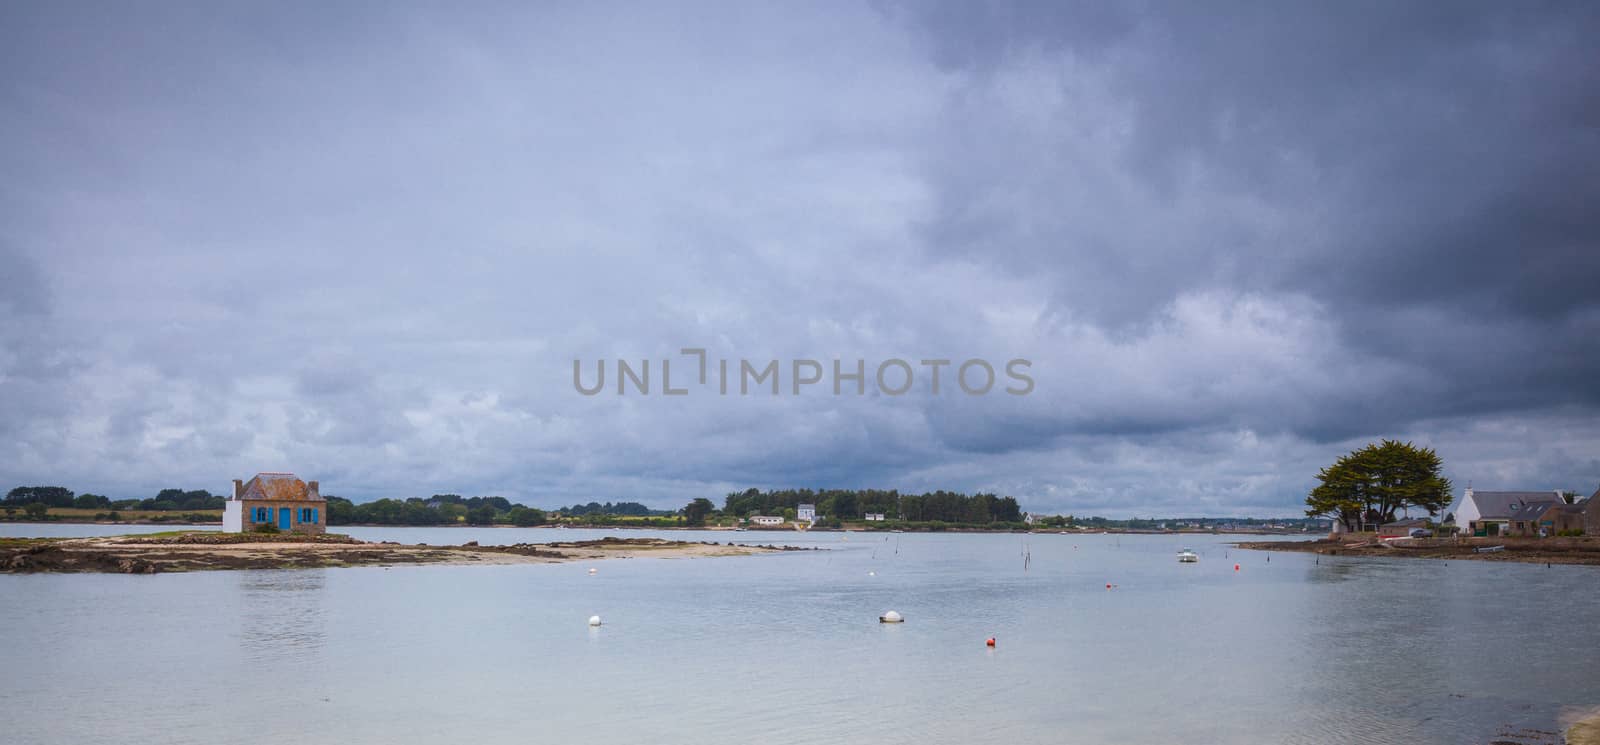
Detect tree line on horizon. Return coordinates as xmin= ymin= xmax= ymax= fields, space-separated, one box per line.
xmin=11 ymin=482 xmax=1039 ymax=530
xmin=5 ymin=486 xmax=225 ymax=513
xmin=2 ymin=486 xmax=679 ymax=527
xmin=711 ymin=488 xmax=1024 ymax=525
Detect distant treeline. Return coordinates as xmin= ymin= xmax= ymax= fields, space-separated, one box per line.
xmin=5 ymin=486 xmax=224 ymax=512
xmin=325 ymin=495 xmax=549 ymax=526
xmin=4 ymin=484 xmax=688 ymax=527
xmin=1030 ymin=515 xmax=1325 ymax=530
xmin=558 ymin=501 xmax=666 ymax=516
xmin=720 ymin=488 xmax=1023 ymax=524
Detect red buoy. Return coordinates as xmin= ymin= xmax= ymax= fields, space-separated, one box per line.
xmin=986 ymin=637 xmax=996 ymax=647
xmin=1105 ymin=583 xmax=1112 ymax=589
xmin=1234 ymin=564 xmax=1240 ymax=571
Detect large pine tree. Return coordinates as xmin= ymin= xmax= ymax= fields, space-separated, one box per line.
xmin=1305 ymin=440 xmax=1452 ymax=531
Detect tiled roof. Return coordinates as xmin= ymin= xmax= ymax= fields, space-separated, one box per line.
xmin=240 ymin=472 xmax=324 ymax=502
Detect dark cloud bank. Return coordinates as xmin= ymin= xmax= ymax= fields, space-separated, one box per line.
xmin=1 ymin=1 xmax=1596 ymax=516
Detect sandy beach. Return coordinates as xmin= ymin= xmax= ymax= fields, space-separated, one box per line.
xmin=0 ymin=533 xmax=795 ymax=573
xmin=1236 ymin=536 xmax=1600 ymax=565
xmin=1568 ymin=708 xmax=1600 ymax=745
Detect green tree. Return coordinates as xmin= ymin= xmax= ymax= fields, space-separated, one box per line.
xmin=1306 ymin=440 xmax=1452 ymax=531
xmin=23 ymin=502 xmax=50 ymax=520
xmin=508 ymin=506 xmax=546 ymax=526
xmin=438 ymin=503 xmax=468 ymax=523
xmin=683 ymin=498 xmax=714 ymax=526
xmin=6 ymin=486 xmax=75 ymax=507
xmin=324 ymin=496 xmax=354 ymax=525
xmin=466 ymin=505 xmax=498 ymax=525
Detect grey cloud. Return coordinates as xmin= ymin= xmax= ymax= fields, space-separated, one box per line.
xmin=891 ymin=0 xmax=1600 ymax=445
xmin=0 ymin=2 xmax=1595 ymax=515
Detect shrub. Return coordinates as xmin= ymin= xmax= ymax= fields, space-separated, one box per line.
xmin=252 ymin=523 xmax=281 ymax=534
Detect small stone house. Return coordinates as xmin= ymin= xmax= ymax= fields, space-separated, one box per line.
xmin=222 ymin=472 xmax=328 ymax=535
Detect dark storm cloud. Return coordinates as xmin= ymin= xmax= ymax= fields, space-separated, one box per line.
xmin=0 ymin=1 xmax=1595 ymax=515
xmin=891 ymin=0 xmax=1600 ymax=443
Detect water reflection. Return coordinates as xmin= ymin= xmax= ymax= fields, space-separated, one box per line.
xmin=2 ymin=533 xmax=1594 ymax=745
xmin=1306 ymin=557 xmax=1367 ymax=584
xmin=234 ymin=570 xmax=329 ymax=660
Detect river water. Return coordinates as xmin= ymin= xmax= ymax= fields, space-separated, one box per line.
xmin=2 ymin=524 xmax=1595 ymax=744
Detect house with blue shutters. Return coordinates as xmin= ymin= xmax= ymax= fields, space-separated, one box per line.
xmin=221 ymin=472 xmax=328 ymax=535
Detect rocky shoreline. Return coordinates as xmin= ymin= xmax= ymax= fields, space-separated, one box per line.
xmin=0 ymin=534 xmax=802 ymax=574
xmin=1236 ymin=536 xmax=1600 ymax=565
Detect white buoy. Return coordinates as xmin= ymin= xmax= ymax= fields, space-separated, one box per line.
xmin=588 ymin=615 xmax=602 ymax=627
xmin=868 ymin=571 xmax=876 ymax=576
xmin=588 ymin=568 xmax=597 ymax=575
xmin=879 ymin=610 xmax=903 ymax=623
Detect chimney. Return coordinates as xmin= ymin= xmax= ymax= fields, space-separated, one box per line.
xmin=308 ymin=480 xmax=320 ymax=499
xmin=232 ymin=479 xmax=243 ymax=499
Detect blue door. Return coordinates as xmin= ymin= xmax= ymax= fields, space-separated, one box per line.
xmin=278 ymin=507 xmax=291 ymax=530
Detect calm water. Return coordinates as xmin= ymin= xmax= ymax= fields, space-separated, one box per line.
xmin=2 ymin=525 xmax=1596 ymax=744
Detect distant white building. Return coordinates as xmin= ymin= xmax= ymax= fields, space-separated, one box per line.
xmin=864 ymin=513 xmax=886 ymax=522
xmin=750 ymin=515 xmax=784 ymax=526
xmin=797 ymin=504 xmax=816 ymax=524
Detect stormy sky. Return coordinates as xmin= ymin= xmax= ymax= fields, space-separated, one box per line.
xmin=2 ymin=1 xmax=1597 ymax=516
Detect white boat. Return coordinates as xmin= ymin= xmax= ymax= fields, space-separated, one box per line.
xmin=1177 ymin=548 xmax=1199 ymax=563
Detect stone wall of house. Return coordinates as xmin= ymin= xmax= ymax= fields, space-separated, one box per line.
xmin=1585 ymin=499 xmax=1600 ymax=536
xmin=242 ymin=499 xmax=328 ymax=536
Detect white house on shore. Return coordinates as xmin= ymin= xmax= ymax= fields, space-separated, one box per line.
xmin=864 ymin=513 xmax=886 ymax=522
xmin=749 ymin=515 xmax=784 ymax=526
xmin=1444 ymin=487 xmax=1567 ymax=537
xmin=797 ymin=503 xmax=816 ymax=524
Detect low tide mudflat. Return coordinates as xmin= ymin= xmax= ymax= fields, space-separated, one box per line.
xmin=0 ymin=533 xmax=790 ymax=573
xmin=1237 ymin=535 xmax=1600 ymax=565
